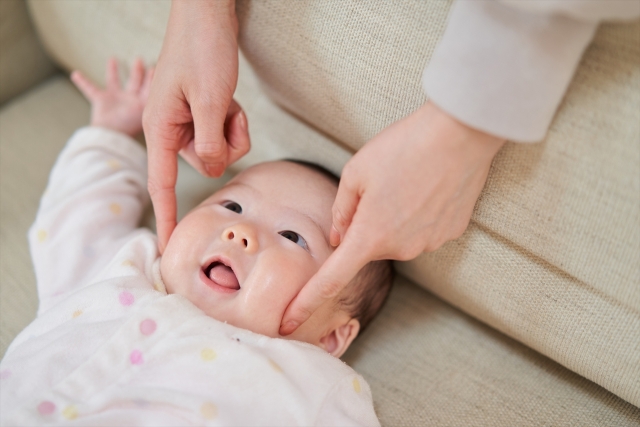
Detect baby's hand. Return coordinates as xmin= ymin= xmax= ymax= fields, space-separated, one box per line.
xmin=71 ymin=57 xmax=154 ymax=137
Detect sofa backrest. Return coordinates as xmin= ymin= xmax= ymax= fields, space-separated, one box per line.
xmin=0 ymin=0 xmax=56 ymax=105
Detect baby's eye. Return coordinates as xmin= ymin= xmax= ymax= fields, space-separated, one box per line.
xmin=221 ymin=201 xmax=242 ymax=214
xmin=279 ymin=230 xmax=309 ymax=250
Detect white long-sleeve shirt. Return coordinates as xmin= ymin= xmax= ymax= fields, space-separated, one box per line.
xmin=0 ymin=127 xmax=379 ymax=427
xmin=423 ymin=0 xmax=640 ymax=142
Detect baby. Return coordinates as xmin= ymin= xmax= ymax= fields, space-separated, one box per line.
xmin=0 ymin=59 xmax=393 ymax=426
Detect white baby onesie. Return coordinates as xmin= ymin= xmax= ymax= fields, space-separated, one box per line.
xmin=0 ymin=127 xmax=380 ymax=427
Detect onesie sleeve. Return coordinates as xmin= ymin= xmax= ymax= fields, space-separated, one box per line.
xmin=28 ymin=127 xmax=149 ymax=307
xmin=422 ymin=0 xmax=640 ymax=143
xmin=315 ymin=373 xmax=380 ymax=427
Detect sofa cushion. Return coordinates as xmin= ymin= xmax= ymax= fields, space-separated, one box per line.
xmin=0 ymin=0 xmax=56 ymax=105
xmin=2 ymin=76 xmax=639 ymax=427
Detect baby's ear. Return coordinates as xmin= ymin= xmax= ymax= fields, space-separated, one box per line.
xmin=319 ymin=317 xmax=360 ymax=358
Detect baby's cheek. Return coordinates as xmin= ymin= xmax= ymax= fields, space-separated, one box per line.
xmin=246 ymin=250 xmax=316 ymax=335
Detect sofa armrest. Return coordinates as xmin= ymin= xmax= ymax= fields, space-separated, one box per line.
xmin=0 ymin=0 xmax=56 ymax=105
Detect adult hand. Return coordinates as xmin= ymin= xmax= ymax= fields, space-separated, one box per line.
xmin=143 ymin=0 xmax=250 ymax=253
xmin=280 ymin=101 xmax=506 ymax=335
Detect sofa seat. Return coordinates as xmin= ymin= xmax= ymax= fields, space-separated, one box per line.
xmin=2 ymin=71 xmax=640 ymax=426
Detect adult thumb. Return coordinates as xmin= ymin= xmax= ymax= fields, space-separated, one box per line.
xmin=279 ymin=234 xmax=370 ymax=336
xmin=330 ymin=172 xmax=360 ymax=247
xmin=192 ymin=101 xmax=228 ymax=177
xmin=225 ymin=101 xmax=251 ymax=165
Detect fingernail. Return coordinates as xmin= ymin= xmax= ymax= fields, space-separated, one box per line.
xmin=237 ymin=111 xmax=247 ymax=131
xmin=205 ymin=163 xmax=223 ymax=177
xmin=280 ymin=321 xmax=298 ymax=336
xmin=330 ymin=225 xmax=341 ymax=247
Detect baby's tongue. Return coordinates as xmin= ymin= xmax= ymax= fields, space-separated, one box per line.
xmin=209 ymin=264 xmax=240 ymax=289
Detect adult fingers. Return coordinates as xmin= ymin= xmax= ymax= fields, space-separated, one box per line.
xmin=329 ymin=168 xmax=360 ymax=247
xmin=70 ymin=71 xmax=100 ymax=102
xmin=146 ymin=142 xmax=179 ymax=253
xmin=178 ymin=140 xmax=209 ymax=176
xmin=106 ymin=57 xmax=121 ymax=91
xmin=225 ymin=109 xmax=251 ymax=166
xmin=279 ymin=232 xmax=372 ymax=336
xmin=126 ymin=57 xmax=145 ymax=93
xmin=191 ymin=100 xmax=228 ymax=177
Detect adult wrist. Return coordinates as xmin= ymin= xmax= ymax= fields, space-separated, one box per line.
xmin=421 ymin=101 xmax=506 ymax=160
xmin=171 ymin=0 xmax=238 ymax=25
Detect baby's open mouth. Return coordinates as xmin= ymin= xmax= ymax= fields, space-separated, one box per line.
xmin=203 ymin=261 xmax=240 ymax=290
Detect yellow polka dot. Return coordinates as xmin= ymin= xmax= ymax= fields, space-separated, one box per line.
xmin=200 ymin=402 xmax=217 ymax=420
xmin=109 ymin=203 xmax=122 ymax=215
xmin=37 ymin=230 xmax=47 ymax=242
xmin=62 ymin=405 xmax=78 ymax=420
xmin=153 ymin=282 xmax=163 ymax=291
xmin=200 ymin=348 xmax=216 ymax=361
xmin=121 ymin=260 xmax=134 ymax=267
xmin=107 ymin=159 xmax=121 ymax=170
xmin=72 ymin=310 xmax=83 ymax=318
xmin=353 ymin=378 xmax=361 ymax=393
xmin=269 ymin=359 xmax=283 ymax=373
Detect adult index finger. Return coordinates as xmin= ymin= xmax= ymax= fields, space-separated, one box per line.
xmin=279 ymin=233 xmax=372 ymax=336
xmin=146 ymin=142 xmax=179 ymax=253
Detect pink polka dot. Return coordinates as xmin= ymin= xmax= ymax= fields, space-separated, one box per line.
xmin=119 ymin=291 xmax=134 ymax=306
xmin=139 ymin=319 xmax=156 ymax=336
xmin=0 ymin=369 xmax=11 ymax=380
xmin=130 ymin=350 xmax=144 ymax=365
xmin=133 ymin=399 xmax=149 ymax=407
xmin=37 ymin=401 xmax=56 ymax=415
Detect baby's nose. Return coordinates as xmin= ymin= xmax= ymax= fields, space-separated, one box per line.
xmin=221 ymin=224 xmax=258 ymax=254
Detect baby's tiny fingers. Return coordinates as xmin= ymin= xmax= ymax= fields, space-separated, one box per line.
xmin=126 ymin=58 xmax=145 ymax=93
xmin=106 ymin=57 xmax=121 ymax=91
xmin=70 ymin=71 xmax=100 ymax=102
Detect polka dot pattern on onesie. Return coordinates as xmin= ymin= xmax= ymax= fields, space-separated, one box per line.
xmin=200 ymin=402 xmax=217 ymax=420
xmin=109 ymin=203 xmax=122 ymax=215
xmin=200 ymin=348 xmax=216 ymax=361
xmin=0 ymin=369 xmax=11 ymax=380
xmin=353 ymin=378 xmax=361 ymax=393
xmin=139 ymin=319 xmax=156 ymax=335
xmin=62 ymin=405 xmax=78 ymax=420
xmin=107 ymin=159 xmax=121 ymax=170
xmin=130 ymin=350 xmax=144 ymax=365
xmin=119 ymin=291 xmax=134 ymax=306
xmin=37 ymin=401 xmax=56 ymax=415
xmin=269 ymin=359 xmax=283 ymax=373
xmin=72 ymin=310 xmax=83 ymax=318
xmin=37 ymin=230 xmax=47 ymax=242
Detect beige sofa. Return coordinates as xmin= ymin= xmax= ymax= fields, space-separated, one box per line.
xmin=1 ymin=0 xmax=639 ymax=424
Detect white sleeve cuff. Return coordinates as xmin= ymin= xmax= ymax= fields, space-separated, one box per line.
xmin=422 ymin=0 xmax=597 ymax=142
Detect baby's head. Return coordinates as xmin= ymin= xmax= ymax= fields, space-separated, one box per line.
xmin=161 ymin=160 xmax=393 ymax=357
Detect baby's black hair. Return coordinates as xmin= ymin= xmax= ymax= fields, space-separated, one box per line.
xmin=282 ymin=159 xmax=394 ymax=334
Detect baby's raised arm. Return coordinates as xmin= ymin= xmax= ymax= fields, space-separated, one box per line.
xmin=30 ymin=59 xmax=154 ymax=313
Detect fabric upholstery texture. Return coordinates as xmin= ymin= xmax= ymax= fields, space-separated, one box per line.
xmin=2 ymin=76 xmax=639 ymax=426
xmin=0 ymin=0 xmax=56 ymax=105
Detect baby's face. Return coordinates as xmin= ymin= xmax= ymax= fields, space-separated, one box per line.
xmin=161 ymin=161 xmax=342 ymax=344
